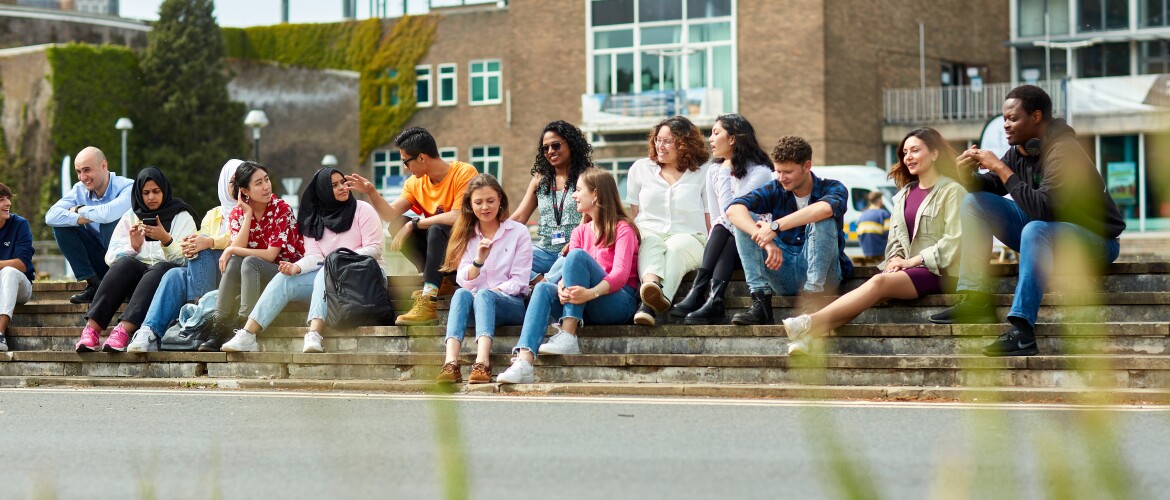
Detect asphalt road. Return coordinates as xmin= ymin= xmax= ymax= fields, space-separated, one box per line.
xmin=0 ymin=388 xmax=1167 ymax=499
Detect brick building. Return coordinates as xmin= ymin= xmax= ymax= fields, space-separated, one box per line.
xmin=369 ymin=0 xmax=1010 ymax=202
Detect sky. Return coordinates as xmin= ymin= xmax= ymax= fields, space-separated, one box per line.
xmin=118 ymin=0 xmax=436 ymax=27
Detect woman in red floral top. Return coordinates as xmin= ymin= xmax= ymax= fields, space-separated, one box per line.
xmin=201 ymin=161 xmax=305 ymax=351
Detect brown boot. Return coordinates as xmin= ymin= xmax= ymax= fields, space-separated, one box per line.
xmin=436 ymin=361 xmax=462 ymax=383
xmin=437 ymin=276 xmax=456 ymax=297
xmin=468 ymin=362 xmax=492 ymax=384
xmin=396 ymin=294 xmax=438 ymax=326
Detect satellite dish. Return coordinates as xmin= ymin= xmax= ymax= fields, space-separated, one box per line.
xmin=979 ymin=115 xmax=1010 ymax=158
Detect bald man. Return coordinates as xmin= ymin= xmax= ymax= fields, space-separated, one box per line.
xmin=45 ymin=146 xmax=134 ymax=303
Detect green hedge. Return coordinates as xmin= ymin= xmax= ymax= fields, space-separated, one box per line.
xmin=223 ymin=16 xmax=437 ymax=159
xmin=46 ymin=44 xmax=141 ymax=170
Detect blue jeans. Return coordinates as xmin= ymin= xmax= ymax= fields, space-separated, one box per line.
xmin=733 ymin=218 xmax=842 ymax=295
xmin=956 ymin=192 xmax=1120 ymax=326
xmin=140 ymin=249 xmax=222 ymax=334
xmin=444 ymin=288 xmax=526 ymax=341
xmin=53 ymin=222 xmax=118 ymax=281
xmin=248 ymin=269 xmax=328 ymax=330
xmin=514 ymin=248 xmax=638 ymax=356
xmin=531 ymin=246 xmax=566 ymax=284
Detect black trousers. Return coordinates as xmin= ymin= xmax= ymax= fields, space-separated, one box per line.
xmin=85 ymin=256 xmax=180 ymax=328
xmin=395 ymin=216 xmax=452 ymax=286
xmin=701 ymin=224 xmax=742 ymax=282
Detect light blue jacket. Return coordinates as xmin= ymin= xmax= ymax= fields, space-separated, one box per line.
xmin=44 ymin=172 xmax=134 ymax=233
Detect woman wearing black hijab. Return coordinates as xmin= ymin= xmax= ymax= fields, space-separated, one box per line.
xmin=75 ymin=167 xmax=200 ymax=352
xmin=220 ymin=168 xmax=386 ymax=354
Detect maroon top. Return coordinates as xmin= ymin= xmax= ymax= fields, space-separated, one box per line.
xmin=903 ymin=184 xmax=933 ymax=241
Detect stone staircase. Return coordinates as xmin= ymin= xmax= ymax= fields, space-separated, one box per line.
xmin=4 ymin=261 xmax=1170 ymax=403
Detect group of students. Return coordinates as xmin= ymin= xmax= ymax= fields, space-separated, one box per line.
xmin=0 ymin=85 xmax=1124 ymax=384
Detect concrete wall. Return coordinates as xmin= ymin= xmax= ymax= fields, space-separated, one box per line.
xmin=0 ymin=6 xmax=148 ymax=49
xmin=226 ymin=59 xmax=361 ymax=197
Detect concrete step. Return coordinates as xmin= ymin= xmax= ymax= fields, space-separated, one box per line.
xmin=7 ymin=323 xmax=1167 ymax=356
xmin=1 ymin=350 xmax=1167 ymax=389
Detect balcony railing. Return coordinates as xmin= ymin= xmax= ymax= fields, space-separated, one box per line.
xmin=883 ymin=81 xmax=1066 ymax=124
xmin=581 ymin=88 xmax=726 ymax=132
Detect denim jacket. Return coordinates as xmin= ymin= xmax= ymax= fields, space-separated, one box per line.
xmin=881 ymin=176 xmax=965 ymax=277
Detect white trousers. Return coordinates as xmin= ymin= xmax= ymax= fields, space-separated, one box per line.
xmin=0 ymin=266 xmax=32 ymax=318
xmin=637 ymin=230 xmax=706 ymax=300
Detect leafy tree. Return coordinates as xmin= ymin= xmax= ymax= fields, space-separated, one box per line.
xmin=135 ymin=0 xmax=245 ymax=211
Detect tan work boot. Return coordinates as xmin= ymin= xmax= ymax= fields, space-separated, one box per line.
xmin=396 ymin=294 xmax=438 ymax=326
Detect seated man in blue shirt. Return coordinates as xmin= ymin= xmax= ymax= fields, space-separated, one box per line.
xmin=0 ymin=182 xmax=35 ymax=352
xmin=44 ymin=147 xmax=134 ymax=303
xmin=725 ymin=136 xmax=853 ymax=325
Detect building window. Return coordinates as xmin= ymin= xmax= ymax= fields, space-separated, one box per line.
xmin=438 ymin=63 xmax=457 ymax=106
xmin=370 ymin=150 xmax=404 ymax=191
xmin=1142 ymin=0 xmax=1169 ymax=27
xmin=439 ymin=147 xmax=458 ymax=161
xmin=416 ymin=65 xmax=433 ymax=107
xmin=470 ymin=145 xmax=502 ymax=178
xmin=588 ymin=0 xmax=735 ymax=112
xmin=1141 ymin=41 xmax=1170 ymax=74
xmin=1016 ymin=47 xmax=1068 ymax=82
xmin=469 ymin=59 xmax=503 ymax=105
xmin=375 ymin=68 xmax=399 ymax=107
xmin=1079 ymin=0 xmax=1129 ymax=31
xmin=1079 ymin=42 xmax=1132 ymax=78
xmin=594 ymin=158 xmax=638 ymax=200
xmin=1018 ymin=0 xmax=1070 ymax=36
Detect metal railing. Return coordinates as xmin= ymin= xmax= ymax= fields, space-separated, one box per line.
xmin=883 ymin=81 xmax=1066 ymax=124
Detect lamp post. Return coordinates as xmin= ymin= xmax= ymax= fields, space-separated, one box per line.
xmin=321 ymin=154 xmax=339 ymax=168
xmin=1032 ymin=37 xmax=1100 ymax=126
xmin=244 ymin=110 xmax=270 ymax=161
xmin=114 ymin=117 xmax=133 ymax=177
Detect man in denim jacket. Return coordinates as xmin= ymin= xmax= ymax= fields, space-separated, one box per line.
xmin=725 ymin=136 xmax=853 ymax=325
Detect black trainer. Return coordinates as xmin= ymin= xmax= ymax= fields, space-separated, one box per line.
xmin=929 ymin=292 xmax=996 ymax=324
xmin=731 ymin=291 xmax=773 ymax=325
xmin=69 ymin=282 xmax=99 ymax=304
xmin=982 ymin=327 xmax=1039 ymax=357
xmin=632 ymin=303 xmax=657 ymax=327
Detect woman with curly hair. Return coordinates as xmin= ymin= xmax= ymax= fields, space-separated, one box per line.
xmin=781 ymin=127 xmax=963 ymax=355
xmin=509 ymin=120 xmax=593 ymax=284
xmin=669 ymin=113 xmax=774 ymax=324
xmin=625 ymin=116 xmax=711 ymax=326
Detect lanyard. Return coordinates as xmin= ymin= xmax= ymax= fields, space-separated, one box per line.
xmin=551 ymin=184 xmax=570 ymax=226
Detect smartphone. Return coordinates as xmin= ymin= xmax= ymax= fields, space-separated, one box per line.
xmin=142 ymin=217 xmax=158 ymax=226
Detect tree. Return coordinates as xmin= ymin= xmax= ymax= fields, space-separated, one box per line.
xmin=135 ymin=0 xmax=245 ymax=211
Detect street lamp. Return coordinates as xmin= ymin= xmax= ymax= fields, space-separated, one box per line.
xmin=1031 ymin=37 xmax=1100 ymax=126
xmin=321 ymin=154 xmax=338 ymax=168
xmin=244 ymin=110 xmax=270 ymax=161
xmin=114 ymin=117 xmax=133 ymax=177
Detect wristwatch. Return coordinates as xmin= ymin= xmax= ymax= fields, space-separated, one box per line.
xmin=409 ymin=217 xmax=420 ymax=230
xmin=769 ymin=220 xmax=780 ymax=232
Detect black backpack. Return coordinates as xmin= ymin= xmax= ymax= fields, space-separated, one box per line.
xmin=323 ymin=248 xmax=394 ymax=328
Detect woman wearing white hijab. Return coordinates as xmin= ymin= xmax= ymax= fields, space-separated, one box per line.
xmin=127 ymin=160 xmax=242 ymax=352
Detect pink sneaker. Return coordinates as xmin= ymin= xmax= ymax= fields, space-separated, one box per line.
xmin=75 ymin=325 xmax=101 ymax=353
xmin=102 ymin=325 xmax=130 ymax=353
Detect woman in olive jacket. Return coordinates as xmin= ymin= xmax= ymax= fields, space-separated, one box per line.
xmin=780 ymin=127 xmax=965 ymax=355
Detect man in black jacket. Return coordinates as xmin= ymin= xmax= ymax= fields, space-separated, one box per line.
xmin=929 ymin=85 xmax=1125 ymax=356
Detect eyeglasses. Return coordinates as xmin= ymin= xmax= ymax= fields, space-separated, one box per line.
xmin=654 ymin=138 xmax=676 ymax=147
xmin=539 ymin=142 xmax=564 ymax=154
xmin=402 ymin=155 xmax=417 ymax=166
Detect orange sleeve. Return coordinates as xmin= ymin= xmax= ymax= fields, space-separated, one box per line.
xmin=400 ymin=176 xmax=421 ymax=214
xmin=448 ymin=162 xmax=478 ymax=210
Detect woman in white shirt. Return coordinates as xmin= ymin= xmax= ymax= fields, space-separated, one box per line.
xmin=670 ymin=113 xmax=774 ymax=325
xmin=74 ymin=167 xmax=198 ymax=352
xmin=625 ymin=116 xmax=711 ymax=326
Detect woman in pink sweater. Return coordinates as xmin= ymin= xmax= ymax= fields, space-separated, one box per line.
xmin=219 ymin=168 xmax=384 ymax=353
xmin=498 ymin=170 xmax=640 ymax=384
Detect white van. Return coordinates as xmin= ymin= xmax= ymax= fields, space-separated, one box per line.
xmin=813 ymin=165 xmax=897 ymax=246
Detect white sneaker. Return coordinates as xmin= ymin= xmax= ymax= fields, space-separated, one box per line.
xmin=126 ymin=327 xmax=158 ymax=353
xmin=538 ymin=327 xmax=581 ymax=355
xmin=302 ymin=331 xmax=324 ymax=353
xmin=787 ymin=337 xmax=810 ymax=356
xmin=0 ymin=334 xmax=8 ymax=352
xmin=496 ymin=357 xmax=535 ymax=384
xmin=221 ymin=329 xmax=258 ymax=353
xmin=782 ymin=314 xmax=812 ymax=340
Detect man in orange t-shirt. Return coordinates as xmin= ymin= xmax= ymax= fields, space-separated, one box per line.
xmin=349 ymin=127 xmax=477 ymax=326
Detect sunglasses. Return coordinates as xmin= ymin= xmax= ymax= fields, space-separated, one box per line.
xmin=539 ymin=142 xmax=564 ymax=154
xmin=402 ymin=155 xmax=417 ymax=166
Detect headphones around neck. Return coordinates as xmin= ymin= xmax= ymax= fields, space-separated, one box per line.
xmin=1024 ymin=138 xmax=1042 ymax=156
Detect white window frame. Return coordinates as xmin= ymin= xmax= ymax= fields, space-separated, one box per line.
xmin=585 ymin=0 xmax=738 ymax=112
xmin=370 ymin=149 xmax=404 ymax=191
xmin=469 ymin=58 xmax=503 ymax=105
xmin=438 ymin=63 xmax=458 ymax=106
xmin=415 ymin=64 xmax=433 ymax=107
xmin=470 ymin=145 xmax=503 ymax=179
xmin=439 ymin=147 xmax=458 ymax=161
